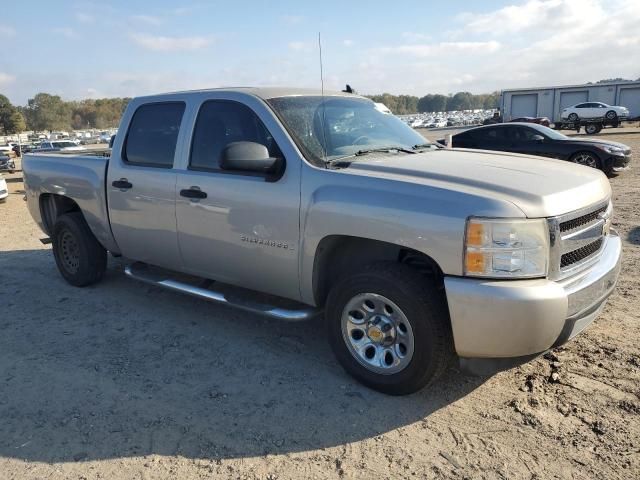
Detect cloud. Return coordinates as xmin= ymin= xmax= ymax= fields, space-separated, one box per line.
xmin=130 ymin=33 xmax=212 ymax=52
xmin=52 ymin=27 xmax=77 ymax=38
xmin=0 ymin=73 xmax=15 ymax=86
xmin=380 ymin=41 xmax=501 ymax=57
xmin=131 ymin=14 xmax=163 ymax=26
xmin=75 ymin=12 xmax=94 ymax=23
xmin=458 ymin=0 xmax=604 ymax=35
xmin=282 ymin=15 xmax=304 ymax=24
xmin=0 ymin=26 xmax=16 ymax=37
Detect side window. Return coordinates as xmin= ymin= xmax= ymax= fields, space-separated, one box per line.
xmin=123 ymin=102 xmax=185 ymax=167
xmin=190 ymin=100 xmax=282 ymax=172
xmin=484 ymin=127 xmax=505 ymax=142
xmin=575 ymin=103 xmax=585 ymax=108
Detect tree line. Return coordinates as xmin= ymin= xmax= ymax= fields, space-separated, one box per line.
xmin=0 ymin=93 xmax=130 ymax=134
xmin=367 ymin=91 xmax=501 ymax=115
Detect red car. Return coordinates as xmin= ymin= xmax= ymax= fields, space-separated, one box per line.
xmin=510 ymin=116 xmax=551 ymax=127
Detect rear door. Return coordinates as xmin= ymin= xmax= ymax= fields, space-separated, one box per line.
xmin=471 ymin=126 xmax=509 ymax=151
xmin=174 ymin=94 xmax=302 ymax=300
xmin=107 ymin=101 xmax=185 ymax=270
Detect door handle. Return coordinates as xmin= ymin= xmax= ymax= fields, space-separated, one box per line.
xmin=180 ymin=187 xmax=207 ymax=200
xmin=112 ymin=179 xmax=132 ymax=189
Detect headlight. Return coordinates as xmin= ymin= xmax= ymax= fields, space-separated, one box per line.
xmin=598 ymin=145 xmax=625 ymax=155
xmin=464 ymin=218 xmax=549 ymax=278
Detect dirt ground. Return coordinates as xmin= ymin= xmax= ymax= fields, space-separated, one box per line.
xmin=0 ymin=133 xmax=639 ymax=480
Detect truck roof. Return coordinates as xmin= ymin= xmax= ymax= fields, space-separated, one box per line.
xmin=136 ymin=87 xmax=358 ymax=101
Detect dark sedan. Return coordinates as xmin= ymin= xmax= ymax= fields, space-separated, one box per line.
xmin=439 ymin=123 xmax=631 ymax=175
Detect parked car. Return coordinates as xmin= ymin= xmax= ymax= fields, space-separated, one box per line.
xmin=0 ymin=144 xmax=13 ymax=153
xmin=438 ymin=123 xmax=631 ymax=175
xmin=510 ymin=116 xmax=551 ymax=127
xmin=561 ymin=102 xmax=629 ymax=122
xmin=0 ymin=174 xmax=7 ymax=202
xmin=12 ymin=144 xmax=35 ymax=156
xmin=23 ymin=87 xmax=621 ymax=395
xmin=36 ymin=141 xmax=86 ymax=152
xmin=0 ymin=153 xmax=15 ymax=173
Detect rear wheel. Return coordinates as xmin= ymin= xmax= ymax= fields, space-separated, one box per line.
xmin=570 ymin=151 xmax=601 ymax=170
xmin=52 ymin=212 xmax=107 ymax=286
xmin=326 ymin=262 xmax=452 ymax=395
xmin=568 ymin=113 xmax=579 ymax=122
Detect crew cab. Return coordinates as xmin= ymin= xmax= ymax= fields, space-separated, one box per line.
xmin=23 ymin=88 xmax=622 ymax=395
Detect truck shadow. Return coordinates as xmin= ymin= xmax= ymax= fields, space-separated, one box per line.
xmin=627 ymin=226 xmax=640 ymax=245
xmin=0 ymin=249 xmax=487 ymax=463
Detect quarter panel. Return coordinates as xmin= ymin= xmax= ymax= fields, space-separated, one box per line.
xmin=22 ymin=154 xmax=119 ymax=252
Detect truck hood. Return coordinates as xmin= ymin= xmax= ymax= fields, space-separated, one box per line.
xmin=345 ymin=148 xmax=611 ymax=218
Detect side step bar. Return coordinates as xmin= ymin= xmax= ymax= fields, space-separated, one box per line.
xmin=124 ymin=262 xmax=320 ymax=321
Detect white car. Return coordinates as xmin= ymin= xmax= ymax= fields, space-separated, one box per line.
xmin=561 ymin=102 xmax=629 ymax=121
xmin=0 ymin=175 xmax=7 ymax=202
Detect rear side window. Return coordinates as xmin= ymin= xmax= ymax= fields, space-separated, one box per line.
xmin=123 ymin=102 xmax=185 ymax=167
xmin=190 ymin=100 xmax=281 ymax=172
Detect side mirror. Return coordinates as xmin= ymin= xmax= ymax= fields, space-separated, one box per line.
xmin=108 ymin=135 xmax=116 ymax=149
xmin=531 ymin=134 xmax=545 ymax=142
xmin=220 ymin=141 xmax=280 ymax=174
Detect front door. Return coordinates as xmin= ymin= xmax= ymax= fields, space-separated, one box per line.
xmin=175 ymin=97 xmax=301 ymax=301
xmin=107 ymin=101 xmax=186 ymax=270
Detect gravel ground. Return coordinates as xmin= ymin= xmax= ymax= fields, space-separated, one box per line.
xmin=0 ymin=135 xmax=639 ymax=480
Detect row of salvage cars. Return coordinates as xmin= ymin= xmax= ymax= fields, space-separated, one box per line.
xmin=437 ymin=123 xmax=631 ymax=176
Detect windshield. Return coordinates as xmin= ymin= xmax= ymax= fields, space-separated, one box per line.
xmin=53 ymin=141 xmax=77 ymax=148
xmin=267 ymin=96 xmax=430 ymax=166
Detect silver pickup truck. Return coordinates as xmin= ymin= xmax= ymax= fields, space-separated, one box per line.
xmin=23 ymin=87 xmax=621 ymax=395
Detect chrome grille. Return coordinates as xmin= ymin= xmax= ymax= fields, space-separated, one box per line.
xmin=559 ymin=205 xmax=607 ymax=233
xmin=560 ymin=238 xmax=603 ymax=268
xmin=548 ymin=200 xmax=611 ymax=279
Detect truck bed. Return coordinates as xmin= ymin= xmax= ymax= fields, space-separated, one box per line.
xmin=22 ymin=152 xmax=119 ymax=252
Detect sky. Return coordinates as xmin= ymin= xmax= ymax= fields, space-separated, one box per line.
xmin=1 ymin=0 xmax=639 ymax=105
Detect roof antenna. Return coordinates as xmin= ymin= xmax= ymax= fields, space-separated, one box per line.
xmin=318 ymin=32 xmax=329 ymax=166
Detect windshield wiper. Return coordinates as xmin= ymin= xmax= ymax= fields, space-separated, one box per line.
xmin=325 ymin=146 xmax=416 ymax=169
xmin=355 ymin=146 xmax=417 ymax=156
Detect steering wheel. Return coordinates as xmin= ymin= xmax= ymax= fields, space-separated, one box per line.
xmin=352 ymin=135 xmax=371 ymax=146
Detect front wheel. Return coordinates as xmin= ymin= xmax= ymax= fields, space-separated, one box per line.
xmin=605 ymin=110 xmax=617 ymax=120
xmin=570 ymin=151 xmax=601 ymax=170
xmin=52 ymin=212 xmax=107 ymax=286
xmin=326 ymin=262 xmax=452 ymax=395
xmin=568 ymin=113 xmax=579 ymax=122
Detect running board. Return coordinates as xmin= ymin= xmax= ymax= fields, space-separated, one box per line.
xmin=124 ymin=262 xmax=319 ymax=321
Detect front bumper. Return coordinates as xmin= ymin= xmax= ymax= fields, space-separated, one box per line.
xmin=606 ymin=153 xmax=631 ymax=173
xmin=444 ymin=232 xmax=621 ymax=359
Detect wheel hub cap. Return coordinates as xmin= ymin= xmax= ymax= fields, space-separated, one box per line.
xmin=341 ymin=293 xmax=415 ymax=375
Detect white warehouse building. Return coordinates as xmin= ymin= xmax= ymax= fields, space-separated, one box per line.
xmin=500 ymin=81 xmax=640 ymax=122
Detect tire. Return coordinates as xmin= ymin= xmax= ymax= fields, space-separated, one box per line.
xmin=584 ymin=124 xmax=599 ymax=135
xmin=568 ymin=113 xmax=579 ymax=122
xmin=326 ymin=262 xmax=453 ymax=395
xmin=52 ymin=212 xmax=107 ymax=286
xmin=605 ymin=110 xmax=617 ymax=121
xmin=570 ymin=151 xmax=601 ymax=170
